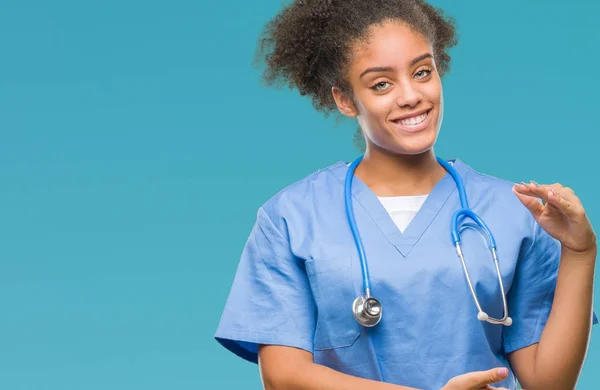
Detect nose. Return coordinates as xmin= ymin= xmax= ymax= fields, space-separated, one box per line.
xmin=395 ymin=80 xmax=422 ymax=108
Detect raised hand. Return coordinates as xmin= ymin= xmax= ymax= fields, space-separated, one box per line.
xmin=513 ymin=181 xmax=596 ymax=254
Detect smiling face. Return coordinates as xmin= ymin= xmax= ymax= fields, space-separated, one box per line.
xmin=333 ymin=20 xmax=444 ymax=156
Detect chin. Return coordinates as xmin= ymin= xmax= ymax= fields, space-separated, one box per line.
xmin=388 ymin=127 xmax=439 ymax=156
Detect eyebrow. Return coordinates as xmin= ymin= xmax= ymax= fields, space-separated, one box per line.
xmin=359 ymin=53 xmax=433 ymax=79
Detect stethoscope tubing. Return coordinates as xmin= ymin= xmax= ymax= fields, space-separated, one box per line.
xmin=345 ymin=155 xmax=372 ymax=293
xmin=345 ymin=155 xmax=511 ymax=327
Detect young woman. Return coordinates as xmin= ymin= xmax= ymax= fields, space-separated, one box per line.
xmin=214 ymin=1 xmax=598 ymax=389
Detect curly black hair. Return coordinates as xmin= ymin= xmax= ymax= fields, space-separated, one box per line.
xmin=254 ymin=0 xmax=458 ymax=149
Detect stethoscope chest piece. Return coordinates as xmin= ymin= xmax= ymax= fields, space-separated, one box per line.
xmin=352 ymin=295 xmax=382 ymax=327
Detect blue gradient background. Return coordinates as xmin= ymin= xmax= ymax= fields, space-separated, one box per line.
xmin=0 ymin=0 xmax=598 ymax=388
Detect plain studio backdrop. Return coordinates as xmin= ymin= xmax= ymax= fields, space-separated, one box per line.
xmin=0 ymin=0 xmax=598 ymax=388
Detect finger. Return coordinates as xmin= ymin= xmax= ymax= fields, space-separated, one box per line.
xmin=517 ymin=181 xmax=555 ymax=205
xmin=553 ymin=185 xmax=581 ymax=203
xmin=514 ymin=182 xmax=565 ymax=217
xmin=465 ymin=367 xmax=509 ymax=387
xmin=524 ymin=182 xmax=584 ymax=220
xmin=512 ymin=185 xmax=544 ymax=218
xmin=524 ymin=181 xmax=581 ymax=207
xmin=545 ymin=188 xmax=585 ymax=220
xmin=561 ymin=185 xmax=575 ymax=196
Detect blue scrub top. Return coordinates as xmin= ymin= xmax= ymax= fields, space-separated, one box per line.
xmin=214 ymin=158 xmax=598 ymax=390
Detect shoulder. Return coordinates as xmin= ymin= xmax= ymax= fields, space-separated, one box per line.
xmin=460 ymin=159 xmax=521 ymax=201
xmin=459 ymin=159 xmax=515 ymax=193
xmin=457 ymin=158 xmax=535 ymax=228
xmin=256 ymin=160 xmax=347 ymax=233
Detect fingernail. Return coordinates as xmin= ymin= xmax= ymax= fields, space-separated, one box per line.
xmin=497 ymin=367 xmax=508 ymax=376
xmin=549 ymin=188 xmax=557 ymax=196
xmin=530 ymin=180 xmax=539 ymax=187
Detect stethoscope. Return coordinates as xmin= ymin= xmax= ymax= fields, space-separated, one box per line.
xmin=345 ymin=155 xmax=512 ymax=328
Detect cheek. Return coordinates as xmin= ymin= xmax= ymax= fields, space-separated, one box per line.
xmin=356 ymin=93 xmax=395 ymax=124
xmin=437 ymin=91 xmax=445 ymax=125
xmin=423 ymin=81 xmax=442 ymax=104
xmin=365 ymin=95 xmax=397 ymax=122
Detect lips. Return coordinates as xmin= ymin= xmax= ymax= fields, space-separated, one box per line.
xmin=390 ymin=109 xmax=433 ymax=133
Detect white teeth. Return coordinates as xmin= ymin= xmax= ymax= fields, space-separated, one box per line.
xmin=399 ymin=111 xmax=428 ymax=126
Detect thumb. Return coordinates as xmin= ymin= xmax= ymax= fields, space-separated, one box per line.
xmin=466 ymin=367 xmax=509 ymax=388
xmin=512 ymin=186 xmax=544 ymax=218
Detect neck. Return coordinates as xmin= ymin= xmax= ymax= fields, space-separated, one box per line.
xmin=354 ymin=148 xmax=447 ymax=197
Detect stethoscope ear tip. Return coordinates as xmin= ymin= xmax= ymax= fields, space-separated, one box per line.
xmin=477 ymin=312 xmax=489 ymax=321
xmin=504 ymin=317 xmax=513 ymax=326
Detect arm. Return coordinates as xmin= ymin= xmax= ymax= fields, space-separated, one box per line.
xmin=258 ymin=345 xmax=511 ymax=390
xmin=508 ymin=245 xmax=596 ymax=390
xmin=509 ymin=183 xmax=597 ymax=390
xmin=258 ymin=345 xmax=417 ymax=390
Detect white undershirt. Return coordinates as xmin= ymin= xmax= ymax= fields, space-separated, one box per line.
xmin=377 ymin=195 xmax=428 ymax=233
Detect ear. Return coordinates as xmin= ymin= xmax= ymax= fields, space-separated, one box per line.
xmin=332 ymin=86 xmax=358 ymax=118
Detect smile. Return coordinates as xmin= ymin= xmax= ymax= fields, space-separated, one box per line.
xmin=398 ymin=111 xmax=428 ymax=126
xmin=390 ymin=109 xmax=433 ymax=133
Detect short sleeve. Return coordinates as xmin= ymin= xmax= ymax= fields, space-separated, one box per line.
xmin=503 ymin=219 xmax=599 ymax=354
xmin=214 ymin=207 xmax=316 ymax=363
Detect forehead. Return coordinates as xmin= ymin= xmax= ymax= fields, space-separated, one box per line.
xmin=350 ymin=21 xmax=433 ymax=69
